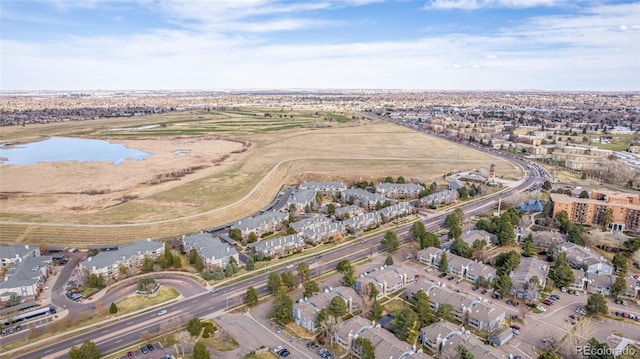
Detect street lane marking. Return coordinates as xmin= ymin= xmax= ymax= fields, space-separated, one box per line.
xmin=116 ymin=339 xmax=123 ymax=343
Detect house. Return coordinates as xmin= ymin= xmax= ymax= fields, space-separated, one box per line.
xmin=378 ymin=202 xmax=414 ymax=221
xmin=293 ymin=286 xmax=363 ymax=332
xmin=375 ymin=183 xmax=424 ymax=199
xmin=488 ymin=328 xmax=514 ymax=346
xmin=334 ymin=205 xmax=365 ymax=219
xmin=79 ymin=240 xmax=165 ymax=280
xmin=342 ymin=212 xmax=381 ymax=233
xmin=341 ymin=189 xmax=387 ymax=210
xmin=419 ymin=189 xmax=460 ymax=207
xmin=289 ymin=216 xmax=333 ymax=233
xmin=417 ymin=247 xmax=444 ymax=266
xmin=0 ymin=256 xmax=53 ymax=306
xmin=230 ymin=211 xmax=288 ymax=238
xmin=532 ymin=231 xmax=566 ymax=249
xmin=466 ymin=262 xmax=497 ymax=284
xmin=560 ymin=244 xmax=614 ymax=275
xmin=440 ymin=332 xmax=511 ymax=359
xmin=419 ymin=320 xmax=464 ymax=350
xmin=510 ymin=257 xmax=549 ymax=300
xmin=182 ymin=233 xmax=239 ymax=270
xmin=333 ymin=315 xmax=374 ymax=349
xmin=0 ymin=244 xmax=41 ymax=268
xmin=286 ymin=189 xmax=317 ymax=213
xmin=586 ymin=273 xmax=615 ymax=296
xmin=252 ymin=234 xmax=305 ymax=258
xmin=570 ymin=269 xmax=589 ymax=291
xmin=461 ymin=230 xmax=495 ymax=247
xmin=447 ymin=255 xmax=474 ymax=277
xmin=299 ymin=181 xmax=347 ymax=197
xmin=468 ymin=302 xmax=506 ymax=331
xmin=354 ymin=265 xmax=409 ymax=298
xmin=301 ymin=222 xmax=344 ymax=245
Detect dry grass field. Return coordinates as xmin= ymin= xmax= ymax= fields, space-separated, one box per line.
xmin=0 ymin=108 xmax=520 ymax=246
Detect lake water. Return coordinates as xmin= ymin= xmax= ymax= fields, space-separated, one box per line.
xmin=0 ymin=137 xmax=150 ymax=165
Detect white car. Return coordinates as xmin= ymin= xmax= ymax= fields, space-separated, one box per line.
xmin=273 ymin=346 xmax=283 ymax=354
xmin=286 ymin=264 xmax=294 ymax=269
xmin=536 ymin=306 xmax=547 ymax=312
xmin=157 ymin=310 xmax=168 ymax=316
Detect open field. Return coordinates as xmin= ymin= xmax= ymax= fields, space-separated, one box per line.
xmin=0 ymin=108 xmax=520 ymax=246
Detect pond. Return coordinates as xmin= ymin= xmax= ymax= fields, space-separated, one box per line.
xmin=0 ymin=137 xmax=150 ymax=165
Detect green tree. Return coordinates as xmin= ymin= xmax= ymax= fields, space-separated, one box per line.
xmin=328 ymin=296 xmax=348 ymax=317
xmin=354 ymin=337 xmax=375 ymax=359
xmin=451 ymin=237 xmax=472 ymax=258
xmin=248 ymin=232 xmax=258 ymax=243
xmin=337 ymin=259 xmax=356 ymax=287
xmin=579 ymin=190 xmax=590 ymax=198
xmin=422 ymin=231 xmax=440 ymax=249
xmin=585 ymin=338 xmax=615 ymax=359
xmin=493 ymin=274 xmax=513 ymax=297
xmin=411 ymin=290 xmax=434 ymax=327
xmin=367 ymin=282 xmax=379 ymax=301
xmin=7 ymin=293 xmax=20 ymax=307
xmin=393 ymin=308 xmax=419 ymax=342
xmin=521 ymin=233 xmax=535 ymax=257
xmin=586 ymin=293 xmax=608 ymax=315
xmin=612 ymin=275 xmax=626 ymax=297
xmin=68 ymin=340 xmax=100 ymax=359
xmin=457 ymin=187 xmax=469 ymax=200
xmin=109 ymin=302 xmax=118 ymax=314
xmin=228 ymin=228 xmax=242 ymax=241
xmin=495 ymin=251 xmax=520 ymax=276
xmin=410 ymin=222 xmax=427 ymax=241
xmin=384 ymin=176 xmax=394 ymax=183
xmin=303 ymin=280 xmax=320 ymax=298
xmin=612 ymin=253 xmax=628 ymax=273
xmin=623 ymin=237 xmax=640 ymax=253
xmin=245 ymin=286 xmax=258 ymax=308
xmin=549 ymin=252 xmax=575 ymax=288
xmin=396 ymin=176 xmax=406 ymax=184
xmin=456 ymin=344 xmax=475 ymax=359
xmin=273 ymin=291 xmax=294 ymax=325
xmin=385 ymin=253 xmax=394 ymax=265
xmin=537 ymin=353 xmax=561 ymax=359
xmin=328 ymin=203 xmax=336 ymax=215
xmin=193 ymin=341 xmax=211 ymax=359
xmin=369 ymin=300 xmax=383 ymax=321
xmin=245 ymin=256 xmax=255 ymax=271
xmin=435 ymin=303 xmax=455 ymax=322
xmin=187 ymin=317 xmax=202 ymax=336
xmin=438 ymin=252 xmax=449 ymax=272
xmin=297 ymin=262 xmax=311 ymax=284
xmin=137 ymin=276 xmax=157 ymax=292
xmin=88 ymin=273 xmax=106 ymax=288
xmin=497 ymin=221 xmax=516 ymax=245
xmin=281 ymin=272 xmax=298 ymax=291
xmin=381 ymin=231 xmax=399 ymax=253
xmin=542 ymin=181 xmax=552 ymax=191
xmin=267 ymin=272 xmax=283 ymax=294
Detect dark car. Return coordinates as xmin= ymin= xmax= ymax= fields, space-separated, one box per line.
xmin=481 ymin=289 xmax=488 ymax=294
xmin=447 ymin=276 xmax=454 ymax=281
xmin=147 ymin=344 xmax=154 ymax=351
xmin=141 ymin=346 xmax=149 ymax=354
xmin=471 ymin=286 xmax=479 ymax=291
xmin=438 ymin=273 xmax=447 ymax=278
xmin=307 ymin=342 xmax=316 ymax=348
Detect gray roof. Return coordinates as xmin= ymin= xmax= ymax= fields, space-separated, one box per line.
xmin=231 ymin=211 xmax=287 ymax=231
xmin=0 ymin=244 xmax=37 ymax=260
xmin=82 ymin=240 xmax=163 ymax=270
xmin=342 ymin=188 xmax=387 ymax=203
xmin=299 ymin=181 xmax=347 ymax=191
xmin=335 ymin=205 xmax=363 ymax=216
xmin=286 ymin=189 xmax=317 ymax=207
xmin=420 ymin=321 xmax=463 ymax=345
xmin=290 ymin=216 xmax=332 ymax=232
xmin=511 ymin=257 xmax=549 ymax=286
xmin=183 ymin=233 xmax=238 ymax=260
xmin=0 ymin=256 xmax=52 ymax=292
xmin=253 ymin=233 xmax=303 ymax=252
xmin=375 ymin=183 xmax=424 ymax=192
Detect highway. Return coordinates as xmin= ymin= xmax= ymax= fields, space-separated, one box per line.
xmin=12 ymin=142 xmax=550 ymax=359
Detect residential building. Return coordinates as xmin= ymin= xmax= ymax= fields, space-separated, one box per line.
xmin=560 ymin=244 xmax=614 ymax=275
xmin=466 ymin=262 xmax=497 ymax=284
xmin=0 ymin=244 xmax=41 ymax=268
xmin=79 ymin=240 xmax=165 ymax=280
xmin=510 ymin=257 xmax=549 ymax=300
xmin=354 ymin=265 xmax=410 ymax=298
xmin=301 ymin=222 xmax=344 ymax=245
xmin=440 ymin=332 xmax=511 ymax=359
xmin=182 ymin=233 xmax=239 ymax=270
xmin=342 ymin=212 xmax=381 ymax=233
xmin=586 ymin=273 xmax=615 ymax=296
xmin=551 ymin=190 xmax=640 ymax=233
xmin=341 ymin=189 xmax=387 ymax=210
xmin=375 ymin=183 xmax=424 ymax=199
xmin=378 ymin=202 xmax=414 ymax=220
xmin=230 ymin=211 xmax=288 ymax=238
xmin=461 ymin=230 xmax=495 ymax=247
xmin=419 ymin=189 xmax=460 ymax=207
xmin=417 ymin=248 xmax=496 ymax=284
xmin=252 ymin=234 xmax=305 ymax=258
xmin=419 ymin=320 xmax=464 ymax=350
xmin=286 ymin=189 xmax=317 ymax=213
xmin=293 ymin=286 xmax=362 ymax=332
xmin=468 ymin=302 xmax=506 ymax=331
xmin=289 ymin=216 xmax=333 ymax=233
xmin=417 ymin=247 xmax=444 ymax=266
xmin=0 ymin=256 xmax=53 ymax=306
xmin=299 ymin=181 xmax=347 ymax=197
xmin=334 ymin=205 xmax=365 ymax=219
xmin=488 ymin=328 xmax=514 ymax=346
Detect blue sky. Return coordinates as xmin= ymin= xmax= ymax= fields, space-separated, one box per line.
xmin=1 ymin=0 xmax=639 ymax=90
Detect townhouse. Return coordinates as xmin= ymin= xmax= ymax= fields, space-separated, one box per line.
xmin=289 ymin=216 xmax=333 ymax=234
xmin=333 ymin=316 xmax=432 ymax=359
xmin=79 ymin=240 xmax=165 ymax=280
xmin=342 ymin=212 xmax=382 ymax=233
xmin=510 ymin=257 xmax=549 ymax=300
xmin=0 ymin=244 xmax=41 ymax=268
xmin=439 ymin=332 xmax=511 ymax=359
xmin=467 ymin=302 xmax=506 ymax=331
xmin=586 ymin=273 xmax=616 ymax=296
xmin=252 ymin=234 xmax=305 ymax=258
xmin=230 ymin=211 xmax=288 ymax=238
xmin=301 ymin=222 xmax=344 ymax=245
xmin=0 ymin=256 xmax=53 ymax=306
xmin=560 ymin=244 xmax=614 ymax=275
xmin=378 ymin=202 xmax=414 ymax=221
xmin=182 ymin=233 xmax=239 ymax=270
xmin=286 ymin=189 xmax=318 ymax=213
xmin=334 ymin=204 xmax=365 ymax=219
xmin=420 ymin=321 xmax=464 ymax=351
xmin=354 ymin=265 xmax=412 ymax=298
xmin=375 ymin=183 xmax=424 ymax=199
xmin=461 ymin=230 xmax=495 ymax=247
xmin=416 ymin=248 xmax=496 ymax=284
xmin=293 ymin=286 xmax=362 ymax=332
xmin=418 ymin=189 xmax=460 ymax=207
xmin=299 ymin=181 xmax=347 ymax=197
xmin=341 ymin=189 xmax=387 ymax=210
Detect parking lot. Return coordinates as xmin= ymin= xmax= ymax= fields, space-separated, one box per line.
xmin=115 ymin=342 xmax=164 ymax=359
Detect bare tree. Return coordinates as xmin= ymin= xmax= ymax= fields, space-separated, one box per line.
xmin=95 ymin=301 xmax=106 ymax=317
xmin=27 ymin=326 xmax=40 ymax=342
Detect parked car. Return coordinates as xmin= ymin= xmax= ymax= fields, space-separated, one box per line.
xmin=146 ymin=344 xmax=154 ymax=351
xmin=447 ymin=276 xmax=454 ymax=281
xmin=274 ymin=346 xmax=284 ymax=354
xmin=510 ymin=324 xmax=521 ymax=330
xmin=537 ymin=305 xmax=547 ymax=312
xmin=542 ymin=299 xmax=553 ymax=306
xmin=481 ymin=289 xmax=488 ymax=295
xmin=438 ymin=273 xmax=447 ymax=278
xmin=141 ymin=346 xmax=149 ymax=354
xmin=471 ymin=286 xmax=479 ymax=291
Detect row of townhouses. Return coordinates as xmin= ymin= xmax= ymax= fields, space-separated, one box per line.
xmin=0 ymin=247 xmax=53 ymax=307
xmin=418 ymin=189 xmax=460 ymax=207
xmin=353 ymin=264 xmax=422 ymax=300
xmin=420 ymin=320 xmax=513 ymax=357
xmin=292 ymin=286 xmax=363 ymax=332
xmin=375 ymin=183 xmax=424 ymax=199
xmin=182 ymin=233 xmax=240 ymax=271
xmin=417 ymin=248 xmax=497 ymax=285
xmin=341 ymin=188 xmax=388 ymax=210
xmin=571 ymin=270 xmax=640 ymax=298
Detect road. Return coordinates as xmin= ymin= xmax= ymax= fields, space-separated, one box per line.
xmin=10 ymin=134 xmax=550 ymax=359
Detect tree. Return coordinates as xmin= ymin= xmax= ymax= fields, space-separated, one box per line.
xmin=267 ymin=272 xmax=283 ymax=294
xmin=435 ymin=303 xmax=455 ymax=322
xmin=188 ymin=249 xmax=204 ymax=271
xmin=537 ymin=353 xmax=561 ymax=359
xmin=248 ymin=232 xmax=258 ymax=243
xmin=316 ymin=308 xmax=338 ymax=346
xmin=495 ymin=251 xmax=520 ymax=276
xmin=337 ymin=259 xmax=356 ymax=287
xmin=586 ymin=293 xmax=607 ymax=315
xmin=381 ymin=231 xmax=399 ymax=253
xmin=579 ymin=190 xmax=590 ymax=198
xmin=521 ymin=233 xmax=535 ymax=257
xmin=585 ymin=338 xmax=615 ymax=359
xmin=457 ymin=187 xmax=469 ymax=200
xmin=187 ymin=317 xmax=202 ymax=336
xmin=421 ymin=231 xmax=440 ymax=249
xmin=623 ymin=237 xmax=640 ymax=253
xmin=493 ymin=274 xmax=513 ymax=297
xmin=497 ymin=221 xmax=516 ymax=245
xmin=410 ymin=222 xmax=427 ymax=241
xmin=328 ymin=203 xmax=336 ymax=215
xmin=244 ymin=286 xmax=258 ymax=308
xmin=303 ymin=280 xmax=320 ymax=298
xmin=393 ymin=308 xmax=419 ymax=342
xmin=328 ymin=296 xmax=348 ymax=317
xmin=193 ymin=341 xmax=211 ymax=359
xmin=411 ymin=290 xmax=434 ymax=327
xmin=354 ymin=337 xmax=375 ymax=359
xmin=273 ymin=291 xmax=294 ymax=325
xmin=161 ymin=249 xmax=174 ymax=269
xmin=87 ymin=273 xmax=106 ymax=288
xmin=95 ymin=301 xmax=106 ymax=316
xmin=137 ymin=276 xmax=157 ymax=292
xmin=542 ymin=181 xmax=552 ymax=191
xmin=456 ymin=344 xmax=475 ymax=359
xmin=68 ymin=340 xmax=100 ymax=359
xmin=438 ymin=252 xmax=448 ymax=272
xmin=367 ymin=282 xmax=380 ymax=301
xmin=109 ymin=302 xmax=118 ymax=314
xmin=549 ymin=252 xmax=575 ymax=288
xmin=451 ymin=237 xmax=472 ymax=258
xmin=7 ymin=293 xmax=20 ymax=307
xmin=281 ymin=272 xmax=298 ymax=291
xmin=297 ymin=262 xmax=311 ymax=284
xmin=245 ymin=256 xmax=255 ymax=271
xmin=385 ymin=253 xmax=394 ymax=265
xmin=612 ymin=253 xmax=628 ymax=273
xmin=612 ymin=275 xmax=626 ymax=297
xmin=369 ymin=300 xmax=383 ymax=321
xmin=228 ymin=228 xmax=242 ymax=241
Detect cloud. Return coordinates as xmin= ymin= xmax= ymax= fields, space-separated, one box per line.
xmin=424 ymin=0 xmax=562 ymax=10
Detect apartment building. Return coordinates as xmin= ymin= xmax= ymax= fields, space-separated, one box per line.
xmin=551 ymin=190 xmax=640 ymax=233
xmin=230 ymin=211 xmax=288 ymax=238
xmin=375 ymin=183 xmax=424 ymax=199
xmin=182 ymin=233 xmax=239 ymax=270
xmin=79 ymin=240 xmax=165 ymax=280
xmin=299 ymin=181 xmax=347 ymax=197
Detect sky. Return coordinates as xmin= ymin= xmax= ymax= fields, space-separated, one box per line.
xmin=1 ymin=0 xmax=639 ymax=91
